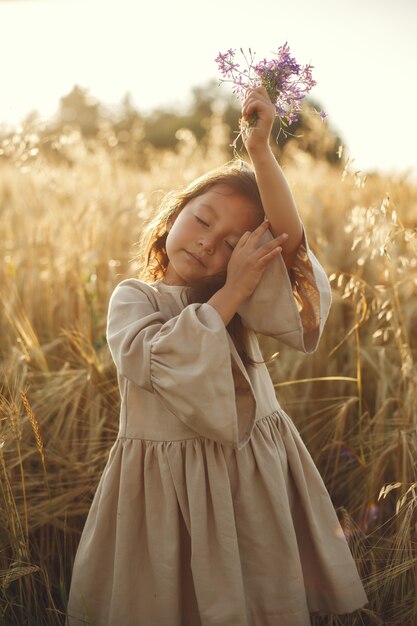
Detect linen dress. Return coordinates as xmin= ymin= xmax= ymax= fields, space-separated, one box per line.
xmin=66 ymin=228 xmax=368 ymax=626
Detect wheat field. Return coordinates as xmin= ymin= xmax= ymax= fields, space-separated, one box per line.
xmin=1 ymin=116 xmax=416 ymax=625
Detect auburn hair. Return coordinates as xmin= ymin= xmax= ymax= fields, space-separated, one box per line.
xmin=137 ymin=159 xmax=265 ymax=366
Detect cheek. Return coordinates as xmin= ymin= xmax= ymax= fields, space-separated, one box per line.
xmin=166 ymin=219 xmax=185 ymax=244
xmin=164 ymin=227 xmax=180 ymax=259
xmin=165 ymin=215 xmax=196 ymax=257
xmin=212 ymin=248 xmax=232 ymax=272
xmin=169 ymin=214 xmax=195 ymax=239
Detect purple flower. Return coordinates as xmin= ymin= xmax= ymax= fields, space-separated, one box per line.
xmin=215 ymin=43 xmax=325 ymax=133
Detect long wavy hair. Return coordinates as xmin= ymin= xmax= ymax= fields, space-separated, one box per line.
xmin=137 ymin=159 xmax=265 ymax=365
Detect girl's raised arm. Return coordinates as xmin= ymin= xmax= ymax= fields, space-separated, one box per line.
xmin=242 ymin=86 xmax=304 ymax=269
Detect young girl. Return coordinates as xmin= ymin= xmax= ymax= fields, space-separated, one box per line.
xmin=67 ymin=87 xmax=367 ymax=625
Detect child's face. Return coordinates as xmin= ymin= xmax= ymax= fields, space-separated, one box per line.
xmin=163 ymin=184 xmax=262 ymax=286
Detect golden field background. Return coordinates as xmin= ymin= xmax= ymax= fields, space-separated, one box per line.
xmin=1 ymin=114 xmax=417 ymax=625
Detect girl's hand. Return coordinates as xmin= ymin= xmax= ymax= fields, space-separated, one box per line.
xmin=241 ymin=86 xmax=276 ymax=155
xmin=224 ymin=220 xmax=288 ymax=300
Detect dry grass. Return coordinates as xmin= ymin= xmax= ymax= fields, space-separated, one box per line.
xmin=0 ymin=116 xmax=416 ymax=625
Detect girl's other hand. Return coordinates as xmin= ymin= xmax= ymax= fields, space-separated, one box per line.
xmin=225 ymin=220 xmax=288 ymax=300
xmin=241 ymin=86 xmax=276 ymax=154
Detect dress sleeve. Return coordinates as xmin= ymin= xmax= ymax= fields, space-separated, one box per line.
xmin=237 ymin=225 xmax=332 ymax=353
xmin=106 ymin=279 xmax=256 ymax=449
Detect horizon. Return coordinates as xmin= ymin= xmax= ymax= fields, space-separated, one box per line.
xmin=1 ymin=0 xmax=416 ymax=176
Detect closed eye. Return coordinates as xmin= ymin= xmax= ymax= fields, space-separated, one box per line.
xmin=225 ymin=241 xmax=235 ymax=251
xmin=195 ymin=216 xmax=208 ymax=226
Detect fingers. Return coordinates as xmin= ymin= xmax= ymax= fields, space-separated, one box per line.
xmin=253 ymin=219 xmax=272 ymax=237
xmin=234 ymin=221 xmax=288 ymax=270
xmin=235 ymin=222 xmax=266 ymax=249
xmin=259 ymin=245 xmax=283 ymax=265
xmin=253 ymin=227 xmax=288 ymax=264
xmin=241 ymin=220 xmax=288 ymax=248
xmin=242 ymin=86 xmax=274 ymax=111
xmin=243 ymin=85 xmax=270 ymax=102
xmin=265 ymin=232 xmax=289 ymax=250
xmin=226 ymin=220 xmax=287 ymax=296
xmin=242 ymin=99 xmax=274 ymax=122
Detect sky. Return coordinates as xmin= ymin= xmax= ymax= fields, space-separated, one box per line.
xmin=0 ymin=0 xmax=416 ymax=176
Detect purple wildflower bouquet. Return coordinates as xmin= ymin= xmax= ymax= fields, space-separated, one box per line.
xmin=215 ymin=43 xmax=325 ymax=145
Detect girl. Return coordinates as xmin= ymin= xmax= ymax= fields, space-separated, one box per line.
xmin=67 ymin=87 xmax=368 ymax=625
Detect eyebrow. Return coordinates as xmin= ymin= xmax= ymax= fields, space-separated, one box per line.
xmin=200 ymin=203 xmax=245 ymax=239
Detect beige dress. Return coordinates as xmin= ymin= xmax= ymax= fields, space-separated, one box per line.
xmin=66 ymin=229 xmax=368 ymax=626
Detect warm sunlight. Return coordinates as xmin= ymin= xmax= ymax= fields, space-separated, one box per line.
xmin=2 ymin=2 xmax=417 ymax=625
xmin=1 ymin=0 xmax=416 ymax=174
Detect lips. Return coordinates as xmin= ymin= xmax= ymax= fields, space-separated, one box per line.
xmin=186 ymin=251 xmax=206 ymax=268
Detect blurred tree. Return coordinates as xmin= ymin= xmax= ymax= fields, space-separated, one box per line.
xmin=0 ymin=81 xmax=343 ymax=169
xmin=111 ymin=92 xmax=145 ymax=155
xmin=57 ymin=85 xmax=100 ymax=136
xmin=21 ymin=109 xmax=41 ymax=128
xmin=140 ymin=80 xmax=343 ymax=165
xmin=141 ymin=80 xmax=231 ymax=150
xmin=281 ymin=98 xmax=343 ymax=166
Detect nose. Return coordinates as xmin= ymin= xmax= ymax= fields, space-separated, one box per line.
xmin=198 ymin=238 xmax=214 ymax=255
